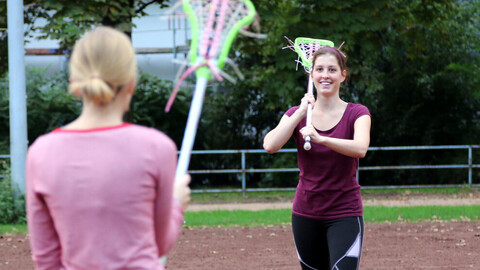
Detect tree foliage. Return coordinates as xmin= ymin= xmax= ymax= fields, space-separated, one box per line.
xmin=28 ymin=0 xmax=170 ymax=51
xmin=372 ymin=0 xmax=480 ymax=146
xmin=195 ymin=0 xmax=480 ymax=186
xmin=0 ymin=0 xmax=42 ymax=75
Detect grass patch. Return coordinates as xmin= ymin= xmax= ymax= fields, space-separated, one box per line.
xmin=0 ymin=224 xmax=28 ymax=234
xmin=2 ymin=205 xmax=479 ymax=234
xmin=191 ymin=190 xmax=296 ymax=204
xmin=364 ymin=205 xmax=480 ymax=223
xmin=184 ymin=205 xmax=480 ymax=227
xmin=190 ymin=186 xmax=480 ymax=204
xmin=2 ymin=187 xmax=479 ymax=233
xmin=185 ymin=209 xmax=290 ymax=227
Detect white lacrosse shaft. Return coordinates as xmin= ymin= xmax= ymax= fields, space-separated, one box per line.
xmin=159 ymin=77 xmax=207 ymax=267
xmin=159 ymin=77 xmax=207 ymax=266
xmin=175 ymin=76 xmax=208 ymax=179
xmin=304 ymin=75 xmax=314 ymax=151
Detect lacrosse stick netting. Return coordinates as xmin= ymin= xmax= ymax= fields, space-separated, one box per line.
xmin=169 ymin=0 xmax=257 ymax=179
xmin=285 ymin=37 xmax=334 ymax=150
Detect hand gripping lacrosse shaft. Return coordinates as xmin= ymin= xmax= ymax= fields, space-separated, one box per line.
xmin=292 ymin=37 xmax=334 ymax=150
xmin=169 ymin=0 xmax=256 ymax=179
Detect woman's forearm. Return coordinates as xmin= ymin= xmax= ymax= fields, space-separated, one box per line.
xmin=263 ymin=112 xmax=304 ymax=153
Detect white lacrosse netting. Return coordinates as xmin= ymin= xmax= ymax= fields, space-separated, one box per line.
xmin=284 ymin=36 xmax=336 ymax=72
xmin=295 ymin=42 xmax=321 ymax=72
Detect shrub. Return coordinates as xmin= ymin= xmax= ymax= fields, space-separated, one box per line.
xmin=0 ymin=163 xmax=26 ymax=224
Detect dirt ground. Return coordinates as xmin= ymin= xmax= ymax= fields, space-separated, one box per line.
xmin=1 ymin=194 xmax=480 ymax=270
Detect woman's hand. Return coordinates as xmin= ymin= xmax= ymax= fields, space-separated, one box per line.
xmin=298 ymin=93 xmax=315 ymax=116
xmin=173 ymin=174 xmax=191 ymax=210
xmin=299 ymin=115 xmax=371 ymax=158
xmin=300 ymin=125 xmax=324 ymax=145
xmin=263 ymin=93 xmax=316 ymax=154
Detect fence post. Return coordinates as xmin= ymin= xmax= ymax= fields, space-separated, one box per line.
xmin=241 ymin=151 xmax=246 ymax=198
xmin=468 ymin=146 xmax=472 ymax=187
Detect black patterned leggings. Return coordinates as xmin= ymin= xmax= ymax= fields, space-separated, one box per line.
xmin=292 ymin=214 xmax=364 ymax=270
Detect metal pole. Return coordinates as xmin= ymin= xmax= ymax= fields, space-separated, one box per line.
xmin=172 ymin=14 xmax=177 ymax=59
xmin=7 ymin=0 xmax=28 ymax=195
xmin=184 ymin=16 xmax=188 ymax=43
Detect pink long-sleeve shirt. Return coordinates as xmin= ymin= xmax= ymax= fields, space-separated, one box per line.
xmin=26 ymin=123 xmax=184 ymax=270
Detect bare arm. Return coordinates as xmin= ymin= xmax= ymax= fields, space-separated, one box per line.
xmin=300 ymin=115 xmax=371 ymax=158
xmin=263 ymin=94 xmax=315 ymax=153
xmin=263 ymin=114 xmax=297 ymax=153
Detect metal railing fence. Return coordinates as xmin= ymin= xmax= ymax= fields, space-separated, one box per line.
xmin=185 ymin=145 xmax=480 ymax=197
xmin=1 ymin=145 xmax=479 ymax=196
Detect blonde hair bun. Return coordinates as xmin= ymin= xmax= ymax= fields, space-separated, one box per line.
xmin=68 ymin=26 xmax=137 ymax=104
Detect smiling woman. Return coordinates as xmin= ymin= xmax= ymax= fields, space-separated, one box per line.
xmin=263 ymin=42 xmax=371 ymax=270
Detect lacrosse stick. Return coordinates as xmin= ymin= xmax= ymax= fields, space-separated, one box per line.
xmin=166 ymin=0 xmax=256 ymax=180
xmin=160 ymin=0 xmax=257 ymax=266
xmin=285 ymin=37 xmax=334 ymax=150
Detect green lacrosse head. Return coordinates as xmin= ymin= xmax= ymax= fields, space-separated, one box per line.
xmin=182 ymin=0 xmax=257 ymax=79
xmin=294 ymin=37 xmax=334 ymax=70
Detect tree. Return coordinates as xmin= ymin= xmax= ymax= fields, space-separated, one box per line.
xmin=371 ymin=0 xmax=480 ymax=146
xmin=358 ymin=0 xmax=480 ymax=186
xmin=192 ymin=0 xmax=480 ymax=187
xmin=199 ymin=0 xmax=397 ymax=151
xmin=0 ymin=0 xmax=41 ymax=75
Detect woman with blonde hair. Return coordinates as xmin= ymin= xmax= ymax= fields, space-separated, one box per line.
xmin=26 ymin=26 xmax=191 ymax=270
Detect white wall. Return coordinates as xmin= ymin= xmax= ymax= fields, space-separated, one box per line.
xmin=24 ymin=4 xmax=191 ymax=80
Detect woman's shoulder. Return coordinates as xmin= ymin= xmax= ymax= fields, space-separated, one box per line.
xmin=126 ymin=123 xmax=165 ymax=136
xmin=347 ymin=103 xmax=371 ymax=117
xmin=348 ymin=102 xmax=369 ymax=110
xmin=126 ymin=124 xmax=176 ymax=148
xmin=30 ymin=124 xmax=175 ymax=150
xmin=27 ymin=131 xmax=63 ymax=157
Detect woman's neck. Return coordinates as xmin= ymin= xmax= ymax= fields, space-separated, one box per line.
xmin=315 ymin=95 xmax=346 ymax=112
xmin=64 ymin=100 xmax=125 ymax=130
